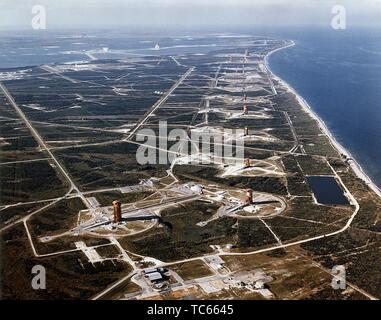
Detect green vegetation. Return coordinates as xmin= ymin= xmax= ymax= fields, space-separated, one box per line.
xmin=238 ymin=219 xmax=278 ymax=251
xmin=0 ymin=161 xmax=68 ymax=205
xmin=296 ymin=155 xmax=333 ymax=176
xmin=120 ymin=200 xmax=237 ymax=261
xmin=55 ymin=143 xmax=168 ymax=191
xmin=29 ymin=198 xmax=85 ymax=236
xmin=281 ymin=155 xmax=311 ymax=196
xmin=301 ymin=230 xmax=381 ymax=298
xmin=0 ymin=224 xmax=131 ymax=299
xmin=169 ymin=260 xmax=214 ymax=280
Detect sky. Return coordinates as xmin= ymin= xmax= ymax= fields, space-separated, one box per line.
xmin=0 ymin=0 xmax=380 ymax=30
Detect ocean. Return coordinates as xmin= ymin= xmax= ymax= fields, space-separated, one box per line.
xmin=266 ymin=27 xmax=381 ymax=188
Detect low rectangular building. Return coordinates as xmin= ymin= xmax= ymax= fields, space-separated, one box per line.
xmin=147 ymin=272 xmax=163 ymax=282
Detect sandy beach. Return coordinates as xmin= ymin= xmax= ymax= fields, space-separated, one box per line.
xmin=264 ymin=41 xmax=381 ymax=199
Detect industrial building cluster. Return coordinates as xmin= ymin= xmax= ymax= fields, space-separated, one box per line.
xmin=142 ymin=267 xmax=170 ymax=291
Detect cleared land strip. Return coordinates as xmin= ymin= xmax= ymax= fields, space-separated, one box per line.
xmin=0 ymin=158 xmax=51 ymax=166
xmin=259 ymin=218 xmax=283 ymax=246
xmin=40 ymin=65 xmax=78 ymax=84
xmin=0 ymin=82 xmax=91 ymax=209
xmin=125 ymin=67 xmax=195 ymax=141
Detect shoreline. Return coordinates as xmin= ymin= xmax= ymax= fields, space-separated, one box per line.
xmin=264 ymin=41 xmax=381 ymax=199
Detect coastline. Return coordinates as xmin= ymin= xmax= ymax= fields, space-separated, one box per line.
xmin=264 ymin=41 xmax=381 ymax=199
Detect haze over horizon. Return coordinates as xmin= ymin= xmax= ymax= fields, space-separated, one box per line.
xmin=1 ymin=0 xmax=381 ymax=31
